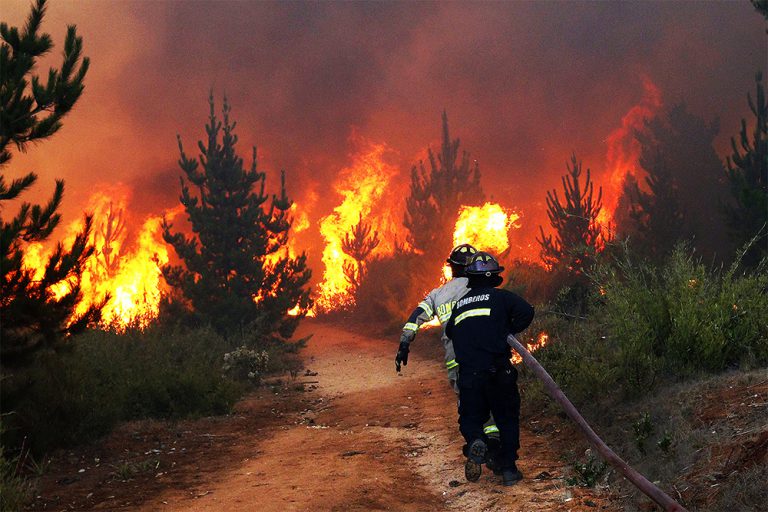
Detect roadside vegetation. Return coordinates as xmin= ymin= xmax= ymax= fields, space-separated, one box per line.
xmin=514 ymin=244 xmax=767 ymax=511
xmin=525 ymin=243 xmax=767 ymax=404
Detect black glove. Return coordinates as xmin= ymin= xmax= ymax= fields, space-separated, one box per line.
xmin=395 ymin=342 xmax=410 ymax=372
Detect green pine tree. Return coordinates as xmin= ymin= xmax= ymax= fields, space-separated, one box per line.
xmin=538 ymin=155 xmax=606 ymax=275
xmin=626 ymin=147 xmax=687 ymax=260
xmin=162 ymin=93 xmax=311 ymax=340
xmin=0 ymin=0 xmax=89 ymax=166
xmin=404 ymin=111 xmax=484 ymax=257
xmin=622 ymin=103 xmax=728 ymax=261
xmin=725 ymin=72 xmax=768 ymax=267
xmin=1 ymin=0 xmax=100 ymax=365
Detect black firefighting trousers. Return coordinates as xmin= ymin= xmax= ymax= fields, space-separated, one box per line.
xmin=457 ymin=364 xmax=520 ymax=469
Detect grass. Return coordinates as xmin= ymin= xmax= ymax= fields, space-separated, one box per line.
xmin=0 ymin=419 xmax=34 ymax=512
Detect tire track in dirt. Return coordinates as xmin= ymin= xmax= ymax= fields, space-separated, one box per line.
xmin=139 ymin=320 xmax=618 ymax=511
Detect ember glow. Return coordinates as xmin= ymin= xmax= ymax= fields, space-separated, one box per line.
xmin=511 ymin=331 xmax=550 ymax=365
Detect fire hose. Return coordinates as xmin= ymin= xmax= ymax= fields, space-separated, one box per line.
xmin=507 ymin=334 xmax=688 ymax=512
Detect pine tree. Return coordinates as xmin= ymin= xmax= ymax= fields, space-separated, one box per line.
xmin=538 ymin=155 xmax=606 ymax=275
xmin=341 ymin=213 xmax=379 ymax=294
xmin=1 ymin=0 xmax=99 ymax=364
xmin=724 ymin=72 xmax=768 ymax=267
xmin=404 ymin=111 xmax=484 ymax=257
xmin=622 ymin=103 xmax=728 ymax=261
xmin=0 ymin=0 xmax=89 ymax=166
xmin=626 ymin=148 xmax=687 ymax=260
xmin=162 ymin=94 xmax=311 ymax=340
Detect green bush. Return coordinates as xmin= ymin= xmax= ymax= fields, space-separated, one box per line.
xmin=520 ymin=313 xmax=619 ymax=408
xmin=566 ymin=451 xmax=608 ymax=488
xmin=520 ymin=243 xmax=767 ymax=405
xmin=1 ymin=326 xmax=247 ymax=455
xmin=601 ymin=244 xmax=768 ymax=388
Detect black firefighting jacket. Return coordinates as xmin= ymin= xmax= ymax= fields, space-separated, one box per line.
xmin=445 ymin=286 xmax=534 ymax=372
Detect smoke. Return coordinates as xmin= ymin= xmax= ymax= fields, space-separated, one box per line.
xmin=4 ymin=0 xmax=765 ymax=273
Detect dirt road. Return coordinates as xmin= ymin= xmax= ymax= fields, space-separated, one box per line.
xmin=29 ymin=320 xmax=618 ymax=511
xmin=138 ymin=320 xmax=616 ymax=511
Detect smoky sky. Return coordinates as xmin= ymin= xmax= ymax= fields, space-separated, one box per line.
xmin=4 ymin=0 xmax=766 ymax=266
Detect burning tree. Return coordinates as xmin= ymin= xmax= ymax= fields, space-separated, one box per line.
xmin=341 ymin=213 xmax=380 ymax=294
xmin=404 ymin=111 xmax=484 ymax=257
xmin=538 ymin=155 xmax=606 ymax=275
xmin=0 ymin=0 xmax=101 ymax=364
xmin=94 ymin=201 xmax=125 ymax=277
xmin=162 ymin=94 xmax=311 ymax=339
xmin=724 ymin=72 xmax=767 ymax=267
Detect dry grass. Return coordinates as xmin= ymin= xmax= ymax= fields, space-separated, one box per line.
xmin=577 ymin=370 xmax=768 ymax=512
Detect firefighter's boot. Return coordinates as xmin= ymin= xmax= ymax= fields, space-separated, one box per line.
xmin=464 ymin=438 xmax=487 ymax=482
xmin=501 ymin=464 xmax=523 ymax=486
xmin=485 ymin=437 xmax=502 ymax=475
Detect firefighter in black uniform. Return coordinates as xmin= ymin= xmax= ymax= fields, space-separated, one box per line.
xmin=445 ymin=252 xmax=534 ymax=486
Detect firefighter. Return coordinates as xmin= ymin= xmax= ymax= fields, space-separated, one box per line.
xmin=394 ymin=243 xmax=477 ymax=391
xmin=445 ymin=252 xmax=534 ymax=486
xmin=394 ymin=244 xmax=503 ymax=472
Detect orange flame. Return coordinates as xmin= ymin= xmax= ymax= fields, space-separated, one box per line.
xmin=597 ymin=77 xmax=662 ymax=230
xmin=95 ymin=214 xmax=170 ymax=328
xmin=22 ymin=188 xmax=173 ymax=329
xmin=511 ymin=331 xmax=549 ymax=364
xmin=314 ymin=138 xmax=404 ymax=312
xmin=261 ymin=201 xmax=316 ymax=316
xmin=414 ymin=202 xmax=524 ymax=328
xmin=264 ymin=202 xmax=310 ymax=269
xmin=453 ymin=202 xmax=521 ymax=255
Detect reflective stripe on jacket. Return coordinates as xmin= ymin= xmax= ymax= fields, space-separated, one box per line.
xmin=400 ymin=277 xmax=469 ymax=369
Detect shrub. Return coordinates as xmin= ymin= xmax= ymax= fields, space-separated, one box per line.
xmin=521 ymin=243 xmax=767 ymax=405
xmin=504 ymin=259 xmax=561 ymax=305
xmin=632 ymin=412 xmax=654 ymax=454
xmin=601 ymin=244 xmax=768 ymax=388
xmin=566 ymin=451 xmax=608 ymax=488
xmin=519 ymin=312 xmax=619 ymax=408
xmin=222 ymin=346 xmax=269 ymax=384
xmin=354 ymin=252 xmax=433 ymax=331
xmin=1 ymin=325 xmax=246 ymax=455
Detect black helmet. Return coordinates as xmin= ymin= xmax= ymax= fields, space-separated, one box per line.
xmin=446 ymin=244 xmax=478 ymax=266
xmin=465 ymin=252 xmax=504 ymax=276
